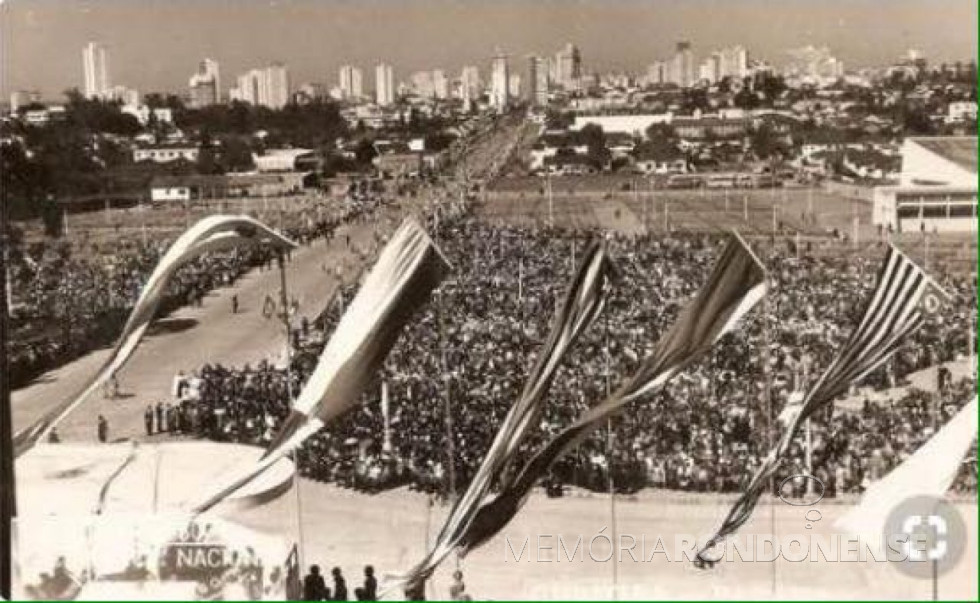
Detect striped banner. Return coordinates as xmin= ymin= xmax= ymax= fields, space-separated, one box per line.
xmin=193 ymin=218 xmax=450 ymax=513
xmin=457 ymin=233 xmax=767 ymax=557
xmin=13 ymin=216 xmax=297 ymax=457
xmin=390 ymin=240 xmax=614 ymax=595
xmin=695 ymin=244 xmax=950 ymax=564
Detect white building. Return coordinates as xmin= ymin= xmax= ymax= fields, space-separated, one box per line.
xmin=133 ymin=143 xmax=200 ymax=164
xmin=122 ymin=105 xmax=173 ymax=125
xmin=188 ymin=58 xmax=220 ymax=107
xmin=554 ymin=42 xmax=582 ymax=89
xmin=460 ymin=65 xmax=481 ymax=110
xmin=872 ymin=137 xmax=977 ymax=233
xmin=719 ymin=45 xmax=749 ymax=80
xmin=339 ymin=65 xmax=363 ymax=99
xmin=490 ymin=51 xmax=509 ymax=112
xmin=375 ymin=63 xmax=395 ymax=106
xmin=671 ymin=41 xmax=696 ymax=88
xmin=231 ymin=63 xmax=290 ymax=109
xmin=82 ymin=42 xmax=110 ymax=99
xmin=947 ymin=101 xmax=978 ymax=123
xmin=9 ymin=90 xmax=42 ymax=113
xmin=526 ymin=55 xmax=549 ymax=107
xmin=432 ymin=70 xmax=449 ymax=100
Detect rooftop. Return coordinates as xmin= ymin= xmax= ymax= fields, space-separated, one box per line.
xmin=909 ymin=136 xmax=978 ymax=174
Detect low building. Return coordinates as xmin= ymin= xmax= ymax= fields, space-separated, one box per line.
xmin=872 ymin=137 xmax=977 ymax=233
xmin=134 ymin=143 xmax=200 ymax=164
xmin=149 ymin=173 xmax=306 ymax=202
xmin=252 ymin=148 xmax=318 ymax=172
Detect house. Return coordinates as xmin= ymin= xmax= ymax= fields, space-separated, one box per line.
xmin=252 ymin=148 xmax=318 ymax=172
xmin=149 ymin=173 xmax=305 ymax=202
xmin=134 ymin=143 xmax=200 ymax=164
xmin=632 ymin=142 xmax=687 ymax=175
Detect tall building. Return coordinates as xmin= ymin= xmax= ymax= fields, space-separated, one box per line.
xmin=554 ymin=42 xmax=582 ymax=89
xmin=432 ymin=70 xmax=449 ymax=99
xmin=671 ymin=41 xmax=696 ymax=87
xmin=646 ymin=60 xmax=669 ymax=85
xmin=786 ymin=45 xmax=844 ymax=80
xmin=699 ymin=53 xmax=721 ymax=84
xmin=490 ymin=50 xmax=509 ymax=111
xmin=266 ymin=63 xmax=290 ymax=109
xmin=715 ymin=45 xmax=749 ymax=81
xmin=230 ymin=63 xmax=290 ymax=109
xmin=508 ymin=74 xmax=521 ymax=100
xmin=460 ymin=65 xmax=481 ymax=110
xmin=375 ymin=63 xmax=395 ymax=106
xmin=188 ymin=58 xmax=221 ymax=108
xmin=526 ymin=55 xmax=549 ymax=107
xmin=338 ymin=65 xmax=363 ymax=99
xmin=82 ymin=41 xmax=110 ymax=99
xmin=410 ymin=71 xmax=436 ymax=98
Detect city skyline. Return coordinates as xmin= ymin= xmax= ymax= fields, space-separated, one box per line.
xmin=1 ymin=0 xmax=977 ymax=100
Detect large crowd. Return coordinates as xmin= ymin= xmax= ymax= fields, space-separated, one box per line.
xmin=179 ymin=214 xmax=977 ymax=498
xmin=6 ymin=194 xmax=391 ymax=389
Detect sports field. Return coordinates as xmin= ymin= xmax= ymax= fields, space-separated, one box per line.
xmin=228 ymin=481 xmax=978 ymax=600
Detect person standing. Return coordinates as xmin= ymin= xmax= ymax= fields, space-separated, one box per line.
xmin=155 ymin=401 xmax=165 ymax=433
xmin=97 ymin=415 xmax=109 ymax=443
xmin=232 ymin=294 xmax=239 ymax=314
xmin=331 ymin=567 xmax=348 ymax=601
xmin=144 ymin=405 xmax=154 ymax=435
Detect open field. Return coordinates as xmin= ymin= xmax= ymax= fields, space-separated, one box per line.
xmin=228 ymin=481 xmax=979 ymax=600
xmin=477 ymin=185 xmax=978 ymax=274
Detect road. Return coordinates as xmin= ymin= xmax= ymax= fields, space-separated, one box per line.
xmin=12 ymin=219 xmax=381 ymax=443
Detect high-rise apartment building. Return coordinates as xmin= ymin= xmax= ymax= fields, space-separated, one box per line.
xmin=375 ymin=63 xmax=395 ymax=106
xmin=490 ymin=51 xmax=510 ymax=111
xmin=460 ymin=65 xmax=481 ymax=110
xmin=718 ymin=45 xmax=749 ymax=80
xmin=188 ymin=58 xmax=221 ymax=108
xmin=526 ymin=55 xmax=549 ymax=107
xmin=554 ymin=42 xmax=582 ymax=89
xmin=339 ymin=65 xmax=363 ymax=99
xmin=432 ymin=70 xmax=449 ymax=100
xmin=671 ymin=41 xmax=696 ymax=87
xmin=82 ymin=42 xmax=111 ymax=99
xmin=230 ymin=63 xmax=290 ymax=109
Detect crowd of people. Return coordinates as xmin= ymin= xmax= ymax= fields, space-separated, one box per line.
xmin=6 ymin=195 xmax=390 ymax=389
xmin=181 ymin=212 xmax=977 ymax=499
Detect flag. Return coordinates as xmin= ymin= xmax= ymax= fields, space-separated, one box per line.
xmin=387 ymin=240 xmax=614 ymax=595
xmin=13 ymin=216 xmax=297 ymax=457
xmin=457 ymin=233 xmax=767 ymax=557
xmin=836 ymin=396 xmax=977 ymax=538
xmin=695 ymin=245 xmax=950 ymax=564
xmin=192 ymin=218 xmax=450 ymax=513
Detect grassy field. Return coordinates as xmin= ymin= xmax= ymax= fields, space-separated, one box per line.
xmin=477 ymin=184 xmax=977 ymax=274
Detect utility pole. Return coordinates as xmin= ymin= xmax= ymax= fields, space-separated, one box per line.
xmin=1 ymin=190 xmax=14 ymax=599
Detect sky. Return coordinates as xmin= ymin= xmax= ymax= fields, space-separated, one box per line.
xmin=1 ymin=0 xmax=977 ymax=100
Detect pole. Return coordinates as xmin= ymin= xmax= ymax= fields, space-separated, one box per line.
xmin=1 ymin=188 xmax=14 ymax=599
xmin=547 ymin=172 xmax=554 ymax=228
xmin=604 ymin=308 xmax=617 ymax=601
xmin=277 ymin=254 xmax=304 ymax=572
xmin=743 ymin=194 xmax=749 ymax=223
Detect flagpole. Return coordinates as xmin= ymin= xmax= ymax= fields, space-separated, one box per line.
xmin=1 ymin=188 xmax=14 ymax=600
xmin=604 ymin=302 xmax=617 ymax=601
xmin=277 ymin=252 xmax=306 ymax=574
